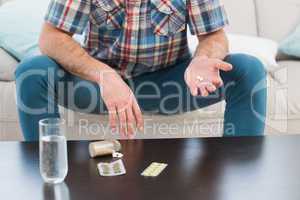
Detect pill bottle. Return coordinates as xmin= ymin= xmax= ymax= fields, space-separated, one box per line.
xmin=89 ymin=140 xmax=122 ymax=158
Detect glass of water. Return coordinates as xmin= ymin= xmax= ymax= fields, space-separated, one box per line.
xmin=39 ymin=118 xmax=68 ymax=184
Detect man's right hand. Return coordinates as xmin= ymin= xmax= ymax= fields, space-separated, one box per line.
xmin=98 ymin=67 xmax=144 ymax=138
xmin=39 ymin=23 xmax=143 ymax=137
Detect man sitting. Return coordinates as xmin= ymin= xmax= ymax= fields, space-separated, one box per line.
xmin=15 ymin=0 xmax=267 ymax=141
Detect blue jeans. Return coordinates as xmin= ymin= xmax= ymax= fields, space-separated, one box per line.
xmin=15 ymin=54 xmax=267 ymax=141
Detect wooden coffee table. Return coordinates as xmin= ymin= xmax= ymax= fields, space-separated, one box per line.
xmin=1 ymin=136 xmax=300 ymax=200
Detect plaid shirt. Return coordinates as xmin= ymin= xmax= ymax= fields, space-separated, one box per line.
xmin=45 ymin=0 xmax=228 ymax=78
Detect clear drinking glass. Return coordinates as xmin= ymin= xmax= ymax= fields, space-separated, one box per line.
xmin=39 ymin=118 xmax=68 ymax=184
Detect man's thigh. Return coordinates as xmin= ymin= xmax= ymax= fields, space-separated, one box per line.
xmin=128 ymin=58 xmax=224 ymax=114
xmin=56 ymin=65 xmax=105 ymax=114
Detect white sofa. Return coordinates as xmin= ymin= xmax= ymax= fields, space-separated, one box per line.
xmin=0 ymin=0 xmax=299 ymax=140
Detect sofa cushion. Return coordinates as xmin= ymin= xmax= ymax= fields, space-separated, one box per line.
xmin=0 ymin=81 xmax=22 ymax=141
xmin=0 ymin=48 xmax=18 ymax=81
xmin=188 ymin=33 xmax=279 ymax=72
xmin=279 ymin=24 xmax=300 ymax=58
xmin=222 ymin=0 xmax=257 ymax=36
xmin=227 ymin=34 xmax=279 ymax=72
xmin=0 ymin=0 xmax=48 ymax=60
xmin=256 ymin=0 xmax=300 ymax=41
xmin=275 ymin=60 xmax=300 ymax=119
xmin=276 ymin=52 xmax=300 ymax=61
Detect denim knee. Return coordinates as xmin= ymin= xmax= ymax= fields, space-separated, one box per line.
xmin=15 ymin=55 xmax=61 ymax=79
xmin=15 ymin=55 xmax=63 ymax=104
xmin=226 ymin=53 xmax=266 ymax=77
xmin=225 ymin=53 xmax=267 ymax=88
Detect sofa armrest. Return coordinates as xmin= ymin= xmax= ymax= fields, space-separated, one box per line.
xmin=0 ymin=48 xmax=18 ymax=81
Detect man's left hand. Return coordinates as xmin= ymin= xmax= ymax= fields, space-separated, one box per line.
xmin=184 ymin=56 xmax=233 ymax=97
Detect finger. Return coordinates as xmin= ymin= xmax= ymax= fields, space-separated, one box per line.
xmin=107 ymin=105 xmax=118 ymax=133
xmin=206 ymin=83 xmax=217 ymax=93
xmin=212 ymin=78 xmax=224 ymax=88
xmin=215 ymin=61 xmax=233 ymax=72
xmin=126 ymin=108 xmax=135 ymax=138
xmin=198 ymin=84 xmax=209 ymax=97
xmin=117 ymin=107 xmax=127 ymax=138
xmin=189 ymin=84 xmax=198 ymax=96
xmin=132 ymin=99 xmax=144 ymax=131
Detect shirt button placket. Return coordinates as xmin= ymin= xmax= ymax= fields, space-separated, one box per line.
xmin=128 ymin=0 xmax=141 ymax=44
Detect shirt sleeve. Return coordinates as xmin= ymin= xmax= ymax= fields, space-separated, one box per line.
xmin=45 ymin=0 xmax=91 ymax=34
xmin=187 ymin=0 xmax=229 ymax=36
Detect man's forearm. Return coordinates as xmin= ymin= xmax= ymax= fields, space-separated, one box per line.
xmin=39 ymin=23 xmax=111 ymax=84
xmin=194 ymin=29 xmax=229 ymax=60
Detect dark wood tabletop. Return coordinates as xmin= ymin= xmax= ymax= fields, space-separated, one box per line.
xmin=1 ymin=136 xmax=300 ymax=200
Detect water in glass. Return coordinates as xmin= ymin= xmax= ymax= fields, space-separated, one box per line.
xmin=39 ymin=118 xmax=68 ymax=184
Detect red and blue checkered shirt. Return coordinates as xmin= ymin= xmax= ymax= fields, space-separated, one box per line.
xmin=45 ymin=0 xmax=228 ymax=78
